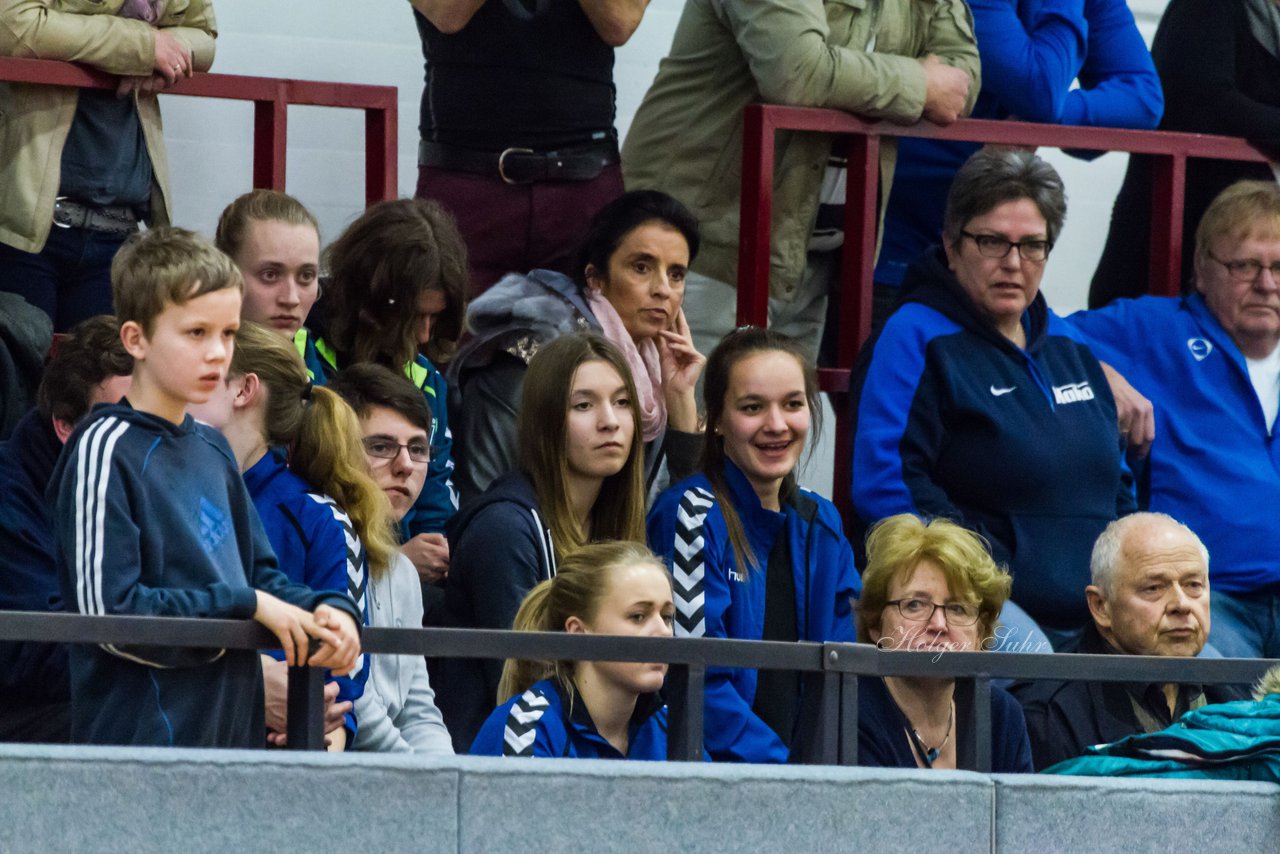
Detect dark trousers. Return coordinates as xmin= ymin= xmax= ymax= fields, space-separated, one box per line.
xmin=0 ymin=226 xmax=128 ymax=332
xmin=416 ymin=163 xmax=624 ymax=298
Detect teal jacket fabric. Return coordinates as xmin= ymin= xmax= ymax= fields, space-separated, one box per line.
xmin=1045 ymin=694 xmax=1280 ymax=782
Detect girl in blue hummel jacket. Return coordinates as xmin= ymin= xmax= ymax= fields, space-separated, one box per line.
xmin=647 ymin=327 xmax=861 ymax=763
xmin=470 ymin=541 xmax=675 ymax=760
xmin=190 ymin=322 xmax=400 ymax=750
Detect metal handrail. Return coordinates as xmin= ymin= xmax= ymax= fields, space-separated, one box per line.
xmin=735 ymin=106 xmax=1274 ymax=527
xmin=0 ymin=57 xmax=398 ymax=206
xmin=5 ymin=611 xmax=1273 ymax=771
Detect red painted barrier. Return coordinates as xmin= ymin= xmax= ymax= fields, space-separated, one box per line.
xmin=736 ymin=105 xmax=1272 ymax=525
xmin=0 ymin=57 xmax=398 ymax=206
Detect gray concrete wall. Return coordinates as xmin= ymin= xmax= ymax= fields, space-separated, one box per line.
xmin=0 ymin=745 xmax=1274 ymax=853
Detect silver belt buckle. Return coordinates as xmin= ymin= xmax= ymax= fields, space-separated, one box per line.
xmin=497 ymin=147 xmax=534 ymax=185
xmin=52 ymin=196 xmax=76 ymax=229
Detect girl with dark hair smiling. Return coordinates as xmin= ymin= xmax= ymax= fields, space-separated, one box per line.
xmin=647 ymin=326 xmax=860 ymax=763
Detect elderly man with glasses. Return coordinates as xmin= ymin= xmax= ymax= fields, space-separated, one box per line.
xmin=1011 ymin=513 xmax=1247 ymax=771
xmin=1067 ymin=180 xmax=1280 ymax=659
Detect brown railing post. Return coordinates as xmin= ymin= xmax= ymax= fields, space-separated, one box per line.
xmin=253 ymin=82 xmax=289 ymax=192
xmin=1149 ymin=153 xmax=1188 ymax=298
xmin=737 ymin=104 xmax=775 ymax=326
xmin=365 ymin=101 xmax=399 ymax=205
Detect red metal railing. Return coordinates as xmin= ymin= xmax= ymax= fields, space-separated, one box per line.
xmin=737 ymin=105 xmax=1272 ymax=522
xmin=0 ymin=57 xmax=397 ymax=206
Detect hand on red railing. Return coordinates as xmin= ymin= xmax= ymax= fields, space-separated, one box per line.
xmin=920 ymin=54 xmax=971 ymax=127
xmin=152 ymin=28 xmax=192 ymax=85
xmin=115 ymin=72 xmax=183 ymax=98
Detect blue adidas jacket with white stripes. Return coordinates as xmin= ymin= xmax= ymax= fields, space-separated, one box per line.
xmin=244 ymin=449 xmax=369 ymax=740
xmin=470 ymin=677 xmax=669 ymax=760
xmin=1066 ymin=294 xmax=1280 ymax=595
xmin=851 ymin=247 xmax=1133 ymax=631
xmin=647 ymin=460 xmax=860 ymax=763
xmin=50 ymin=401 xmax=362 ymax=747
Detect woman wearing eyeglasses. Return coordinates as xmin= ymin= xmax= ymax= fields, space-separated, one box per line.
xmin=856 ymin=514 xmax=1032 ymax=772
xmin=851 ymin=148 xmax=1133 ymax=651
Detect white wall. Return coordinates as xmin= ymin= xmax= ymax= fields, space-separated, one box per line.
xmin=161 ymin=0 xmax=1170 ymax=496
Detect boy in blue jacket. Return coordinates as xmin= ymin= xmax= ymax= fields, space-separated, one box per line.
xmin=51 ymin=228 xmax=362 ymax=747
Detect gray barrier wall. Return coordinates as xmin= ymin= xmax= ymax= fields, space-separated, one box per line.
xmin=0 ymin=745 xmax=1275 ymax=853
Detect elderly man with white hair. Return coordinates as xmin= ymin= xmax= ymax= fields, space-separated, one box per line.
xmin=1010 ymin=512 xmax=1246 ymax=771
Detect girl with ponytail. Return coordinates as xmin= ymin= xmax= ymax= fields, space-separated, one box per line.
xmin=190 ymin=321 xmax=397 ymax=750
xmin=470 ymin=541 xmax=675 ymax=760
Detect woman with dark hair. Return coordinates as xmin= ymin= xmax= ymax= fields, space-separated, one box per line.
xmin=436 ymin=332 xmax=648 ymax=750
xmin=448 ymin=188 xmax=704 ymax=503
xmin=646 ymin=326 xmax=860 ymax=763
xmin=851 ymin=148 xmax=1133 ymax=650
xmin=470 ymin=540 xmax=675 ymax=760
xmin=300 ymin=197 xmax=469 ymax=596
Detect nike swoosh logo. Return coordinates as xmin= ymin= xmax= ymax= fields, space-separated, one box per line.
xmin=990 ymin=385 xmax=1016 ymax=396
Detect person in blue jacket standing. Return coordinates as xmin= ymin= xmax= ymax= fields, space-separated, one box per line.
xmin=648 ymin=326 xmax=860 ymax=763
xmin=873 ymin=0 xmax=1164 ymax=326
xmin=471 ymin=541 xmax=675 ymax=760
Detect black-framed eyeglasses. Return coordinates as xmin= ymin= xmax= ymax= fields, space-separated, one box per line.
xmin=362 ymin=437 xmax=430 ymax=464
xmin=885 ymin=598 xmax=980 ymax=627
xmin=1208 ymin=254 xmax=1280 ymax=283
xmin=960 ymin=231 xmax=1053 ymax=263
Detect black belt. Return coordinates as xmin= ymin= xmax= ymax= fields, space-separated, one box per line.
xmin=53 ymin=197 xmax=142 ymax=236
xmin=418 ymin=140 xmax=619 ymax=185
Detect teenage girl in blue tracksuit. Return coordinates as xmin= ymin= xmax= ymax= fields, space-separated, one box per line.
xmin=647 ymin=328 xmax=861 ymax=764
xmin=190 ymin=322 xmax=401 ymax=748
xmin=470 ymin=541 xmax=675 ymax=760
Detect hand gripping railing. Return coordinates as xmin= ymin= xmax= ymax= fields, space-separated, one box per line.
xmin=0 ymin=57 xmax=397 ymax=206
xmin=2 ymin=611 xmax=1274 ymax=770
xmin=735 ymin=106 xmax=1273 ymax=525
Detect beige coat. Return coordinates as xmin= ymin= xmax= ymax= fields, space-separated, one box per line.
xmin=622 ymin=0 xmax=980 ymax=299
xmin=0 ymin=0 xmax=216 ymax=253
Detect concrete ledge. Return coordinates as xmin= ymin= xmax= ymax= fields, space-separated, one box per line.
xmin=457 ymin=759 xmax=992 ymax=853
xmin=0 ymin=746 xmax=1274 ymax=853
xmin=994 ymin=774 xmax=1280 ymax=853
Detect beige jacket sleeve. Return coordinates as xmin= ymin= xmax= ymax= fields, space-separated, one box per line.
xmin=719 ymin=0 xmax=979 ymax=124
xmin=0 ymin=0 xmax=216 ymax=75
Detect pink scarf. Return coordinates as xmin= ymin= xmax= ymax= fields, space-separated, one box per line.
xmin=119 ymin=0 xmax=166 ymax=23
xmin=585 ymin=290 xmax=666 ymax=444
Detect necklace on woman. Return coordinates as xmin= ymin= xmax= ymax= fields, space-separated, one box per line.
xmin=904 ymin=700 xmax=954 ymax=768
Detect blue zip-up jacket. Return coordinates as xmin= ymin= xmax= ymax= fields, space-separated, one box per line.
xmin=875 ymin=0 xmax=1163 ymax=287
xmin=243 ymin=450 xmax=369 ymax=738
xmin=1067 ymin=294 xmax=1280 ymax=594
xmin=470 ymin=677 xmax=669 ymax=760
xmin=1045 ymin=692 xmax=1280 ymax=781
xmin=851 ymin=247 xmax=1133 ymax=630
xmin=647 ymin=460 xmax=860 ymax=763
xmin=50 ymin=401 xmax=362 ymax=747
xmin=0 ymin=409 xmax=68 ymax=706
xmin=295 ymin=326 xmax=457 ymax=539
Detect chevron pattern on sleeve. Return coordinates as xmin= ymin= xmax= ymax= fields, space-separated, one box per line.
xmin=309 ymin=493 xmax=368 ymax=679
xmin=503 ymin=688 xmax=551 ymax=756
xmin=672 ymin=487 xmax=714 ymax=638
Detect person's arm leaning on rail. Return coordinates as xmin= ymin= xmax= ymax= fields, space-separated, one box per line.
xmin=967 ymin=0 xmax=1162 ymax=129
xmin=717 ymin=0 xmax=980 ymax=126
